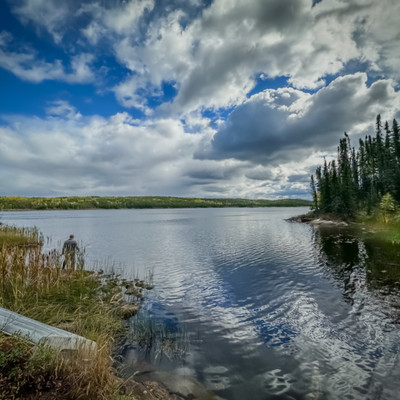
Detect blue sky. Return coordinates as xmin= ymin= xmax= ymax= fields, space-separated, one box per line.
xmin=0 ymin=0 xmax=399 ymax=198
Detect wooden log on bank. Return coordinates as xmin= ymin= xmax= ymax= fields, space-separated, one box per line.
xmin=0 ymin=307 xmax=96 ymax=353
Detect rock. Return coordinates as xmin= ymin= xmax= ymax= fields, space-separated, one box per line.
xmin=118 ymin=303 xmax=140 ymax=319
xmin=310 ymin=219 xmax=348 ymax=226
xmin=125 ymin=287 xmax=143 ymax=297
xmin=135 ymin=371 xmax=224 ymax=400
xmin=124 ymin=379 xmax=181 ymax=400
xmin=285 ymin=213 xmax=315 ymax=223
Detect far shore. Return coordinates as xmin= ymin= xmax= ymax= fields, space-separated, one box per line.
xmin=0 ymin=195 xmax=311 ymax=211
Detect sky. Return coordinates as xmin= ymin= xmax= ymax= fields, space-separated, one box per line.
xmin=0 ymin=0 xmax=399 ymax=199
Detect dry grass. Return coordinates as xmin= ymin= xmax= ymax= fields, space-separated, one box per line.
xmin=0 ymin=224 xmax=137 ymax=400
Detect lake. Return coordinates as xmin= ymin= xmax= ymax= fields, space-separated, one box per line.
xmin=2 ymin=207 xmax=400 ymax=399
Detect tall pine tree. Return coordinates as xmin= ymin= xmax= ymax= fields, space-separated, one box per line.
xmin=311 ymin=115 xmax=400 ymax=218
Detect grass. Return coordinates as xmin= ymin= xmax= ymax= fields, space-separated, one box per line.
xmin=306 ymin=207 xmax=400 ymax=244
xmin=355 ymin=209 xmax=400 ymax=244
xmin=0 ymin=224 xmax=148 ymax=400
xmin=0 ymin=195 xmax=311 ymax=210
xmin=0 ymin=224 xmax=43 ymax=246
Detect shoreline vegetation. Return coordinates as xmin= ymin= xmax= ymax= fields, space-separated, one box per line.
xmin=0 ymin=196 xmax=310 ymax=211
xmin=0 ymin=224 xmax=176 ymax=400
xmin=303 ymin=115 xmax=400 ymax=244
xmin=310 ymin=115 xmax=400 ymax=221
xmin=288 ymin=209 xmax=400 ymax=244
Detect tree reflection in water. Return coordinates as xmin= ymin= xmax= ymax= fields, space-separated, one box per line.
xmin=314 ymin=224 xmax=400 ymax=322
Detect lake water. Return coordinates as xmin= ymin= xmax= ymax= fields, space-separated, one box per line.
xmin=2 ymin=207 xmax=400 ymax=400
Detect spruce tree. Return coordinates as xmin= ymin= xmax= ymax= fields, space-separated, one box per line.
xmin=312 ymin=115 xmax=400 ymax=219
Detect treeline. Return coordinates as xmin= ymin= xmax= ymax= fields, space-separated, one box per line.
xmin=0 ymin=196 xmax=311 ymax=210
xmin=311 ymin=115 xmax=400 ymax=218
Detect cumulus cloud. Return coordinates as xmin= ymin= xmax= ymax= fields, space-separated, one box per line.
xmin=113 ymin=74 xmax=158 ymax=111
xmin=110 ymin=0 xmax=400 ymax=113
xmin=0 ymin=108 xmax=308 ymax=198
xmin=80 ymin=0 xmax=155 ymax=44
xmin=0 ymin=112 xmax=205 ymax=196
xmin=6 ymin=0 xmax=400 ymax=114
xmin=2 ymin=0 xmax=400 ymax=199
xmin=202 ymin=73 xmax=400 ymax=164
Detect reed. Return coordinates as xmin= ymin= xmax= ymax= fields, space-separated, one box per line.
xmin=128 ymin=315 xmax=189 ymax=362
xmin=0 ymin=224 xmax=138 ymax=400
xmin=0 ymin=333 xmax=120 ymax=400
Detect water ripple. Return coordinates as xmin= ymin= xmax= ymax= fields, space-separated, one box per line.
xmin=3 ymin=208 xmax=400 ymax=399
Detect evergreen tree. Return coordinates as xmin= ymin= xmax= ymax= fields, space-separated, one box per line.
xmin=310 ymin=175 xmax=318 ymax=210
xmin=311 ymin=115 xmax=400 ymax=219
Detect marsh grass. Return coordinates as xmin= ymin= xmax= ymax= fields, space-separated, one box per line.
xmin=0 ymin=333 xmax=58 ymax=399
xmin=128 ymin=315 xmax=189 ymax=362
xmin=0 ymin=332 xmax=123 ymax=400
xmin=357 ymin=210 xmax=400 ymax=244
xmin=0 ymin=224 xmax=43 ymax=246
xmin=0 ymin=224 xmax=140 ymax=400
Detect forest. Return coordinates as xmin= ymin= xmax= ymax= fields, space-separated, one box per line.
xmin=0 ymin=196 xmax=311 ymax=210
xmin=311 ymin=115 xmax=400 ymax=219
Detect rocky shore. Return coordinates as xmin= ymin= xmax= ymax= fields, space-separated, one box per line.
xmin=286 ymin=212 xmax=348 ymax=226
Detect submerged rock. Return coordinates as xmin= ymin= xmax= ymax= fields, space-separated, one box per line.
xmin=117 ymin=303 xmax=140 ymax=319
xmin=310 ymin=218 xmax=348 ymax=226
xmin=134 ymin=371 xmax=224 ymax=400
xmin=285 ymin=213 xmax=315 ymax=223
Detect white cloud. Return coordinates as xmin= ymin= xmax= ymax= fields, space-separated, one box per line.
xmin=0 ymin=32 xmax=95 ymax=83
xmin=81 ymin=21 xmax=107 ymax=46
xmin=46 ymin=100 xmax=82 ymax=120
xmin=104 ymin=0 xmax=155 ymax=35
xmin=10 ymin=0 xmax=399 ymax=114
xmin=203 ymin=73 xmax=400 ymax=164
xmin=0 ymin=112 xmax=204 ymax=196
xmin=0 ymin=108 xmax=311 ymax=198
xmin=2 ymin=0 xmax=400 ymax=199
xmin=113 ymin=74 xmax=161 ymax=112
xmin=5 ymin=0 xmax=400 ymax=113
xmin=11 ymin=0 xmax=71 ymax=43
xmin=109 ymin=0 xmax=400 ymax=114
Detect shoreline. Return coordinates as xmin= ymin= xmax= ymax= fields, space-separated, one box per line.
xmin=0 ymin=195 xmax=311 ymax=212
xmin=0 ymin=223 xmax=220 ymax=400
xmin=0 ymin=223 xmax=165 ymax=400
xmin=287 ymin=210 xmax=400 ymax=244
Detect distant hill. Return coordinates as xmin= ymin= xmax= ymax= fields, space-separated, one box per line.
xmin=0 ymin=196 xmax=311 ymax=210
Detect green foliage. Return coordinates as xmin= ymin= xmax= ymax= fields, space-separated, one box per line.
xmin=0 ymin=334 xmax=58 ymax=400
xmin=0 ymin=195 xmax=311 ymax=210
xmin=312 ymin=115 xmax=400 ymax=219
xmin=380 ymin=193 xmax=397 ymax=224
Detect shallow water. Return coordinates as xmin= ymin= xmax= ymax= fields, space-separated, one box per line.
xmin=2 ymin=207 xmax=400 ymax=399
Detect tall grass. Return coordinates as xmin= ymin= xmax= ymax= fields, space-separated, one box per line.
xmin=356 ymin=210 xmax=400 ymax=244
xmin=0 ymin=224 xmax=138 ymax=400
xmin=0 ymin=224 xmax=42 ymax=246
